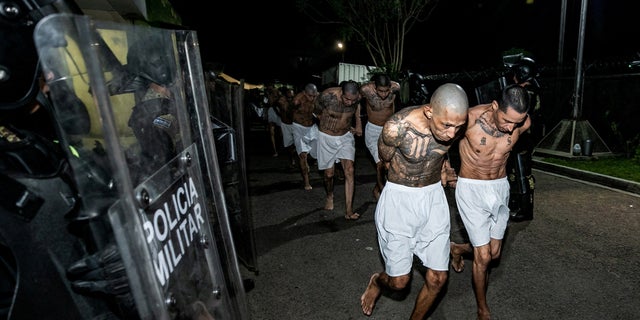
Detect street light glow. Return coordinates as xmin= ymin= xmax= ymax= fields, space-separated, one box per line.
xmin=337 ymin=41 xmax=345 ymax=62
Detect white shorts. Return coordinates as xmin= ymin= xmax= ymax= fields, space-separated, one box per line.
xmin=455 ymin=177 xmax=510 ymax=247
xmin=365 ymin=122 xmax=383 ymax=163
xmin=316 ymin=131 xmax=355 ymax=170
xmin=267 ymin=107 xmax=281 ymax=126
xmin=292 ymin=122 xmax=318 ymax=158
xmin=281 ymin=123 xmax=294 ymax=147
xmin=375 ymin=181 xmax=451 ymax=275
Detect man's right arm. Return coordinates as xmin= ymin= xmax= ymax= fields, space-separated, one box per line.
xmin=378 ymin=120 xmax=397 ymax=163
xmin=313 ymin=93 xmax=325 ymax=116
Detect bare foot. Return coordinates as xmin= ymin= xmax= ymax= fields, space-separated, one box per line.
xmin=304 ymin=185 xmax=313 ymax=191
xmin=344 ymin=212 xmax=360 ymax=220
xmin=360 ymin=273 xmax=381 ymax=316
xmin=450 ymin=242 xmax=464 ymax=273
xmin=324 ymin=196 xmax=334 ymax=210
xmin=478 ymin=308 xmax=491 ymax=320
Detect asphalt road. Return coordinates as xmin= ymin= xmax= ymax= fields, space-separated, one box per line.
xmin=239 ymin=127 xmax=640 ymax=320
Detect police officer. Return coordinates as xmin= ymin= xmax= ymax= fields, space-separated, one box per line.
xmin=506 ymin=56 xmax=540 ymax=221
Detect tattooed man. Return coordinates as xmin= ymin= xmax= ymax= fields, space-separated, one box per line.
xmin=361 ymin=83 xmax=468 ymax=319
xmin=450 ymin=84 xmax=531 ymax=320
xmin=314 ymin=81 xmax=362 ymax=220
xmin=291 ymin=83 xmax=319 ymax=190
xmin=359 ymin=74 xmax=401 ymax=200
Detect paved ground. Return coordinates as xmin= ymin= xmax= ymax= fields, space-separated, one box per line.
xmin=239 ymin=126 xmax=640 ymax=320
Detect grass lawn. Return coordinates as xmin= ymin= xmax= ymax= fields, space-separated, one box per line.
xmin=539 ymin=156 xmax=640 ymax=183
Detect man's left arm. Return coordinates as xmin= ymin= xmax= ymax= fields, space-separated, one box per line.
xmin=313 ymin=93 xmax=325 ymax=117
xmin=391 ymin=81 xmax=401 ymax=93
xmin=391 ymin=81 xmax=402 ymax=111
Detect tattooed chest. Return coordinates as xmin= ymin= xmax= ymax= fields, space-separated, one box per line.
xmin=368 ymin=96 xmax=393 ymax=111
xmin=476 ymin=133 xmax=514 ymax=150
xmin=397 ymin=128 xmax=445 ymax=163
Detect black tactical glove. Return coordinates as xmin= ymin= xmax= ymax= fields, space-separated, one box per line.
xmin=67 ymin=243 xmax=138 ymax=319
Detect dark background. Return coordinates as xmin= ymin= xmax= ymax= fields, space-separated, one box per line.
xmin=171 ymin=0 xmax=640 ymax=85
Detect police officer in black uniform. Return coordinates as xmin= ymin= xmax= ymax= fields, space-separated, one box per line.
xmin=506 ymin=57 xmax=541 ymax=221
xmin=0 ymin=1 xmax=138 ymax=318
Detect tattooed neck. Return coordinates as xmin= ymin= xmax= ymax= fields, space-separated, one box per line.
xmin=477 ymin=111 xmax=505 ymax=137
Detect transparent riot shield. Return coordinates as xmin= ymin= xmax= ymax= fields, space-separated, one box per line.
xmin=207 ymin=79 xmax=258 ymax=273
xmin=33 ymin=14 xmax=248 ymax=320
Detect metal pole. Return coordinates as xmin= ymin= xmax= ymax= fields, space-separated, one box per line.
xmin=554 ymin=0 xmax=569 ymax=128
xmin=558 ymin=0 xmax=567 ymax=67
xmin=572 ymin=0 xmax=588 ymax=119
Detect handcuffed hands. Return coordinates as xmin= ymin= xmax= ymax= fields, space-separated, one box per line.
xmin=441 ymin=159 xmax=457 ymax=188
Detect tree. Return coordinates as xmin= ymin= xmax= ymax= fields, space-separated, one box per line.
xmin=295 ymin=0 xmax=439 ymax=78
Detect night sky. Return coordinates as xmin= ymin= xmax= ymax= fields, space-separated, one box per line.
xmin=172 ymin=0 xmax=640 ymax=85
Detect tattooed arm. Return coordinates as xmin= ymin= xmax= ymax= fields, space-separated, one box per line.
xmin=378 ymin=109 xmax=407 ymax=183
xmin=313 ymin=93 xmax=325 ymax=117
xmin=378 ymin=120 xmax=397 ymax=164
xmin=352 ymin=102 xmax=363 ymax=136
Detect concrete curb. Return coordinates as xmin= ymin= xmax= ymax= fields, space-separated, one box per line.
xmin=532 ymin=159 xmax=640 ymax=195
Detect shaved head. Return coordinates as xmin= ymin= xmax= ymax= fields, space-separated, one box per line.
xmin=430 ymin=83 xmax=469 ymax=116
xmin=305 ymin=83 xmax=318 ymax=94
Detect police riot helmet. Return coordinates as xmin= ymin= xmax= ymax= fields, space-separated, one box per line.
xmin=126 ymin=34 xmax=175 ymax=87
xmin=512 ymin=57 xmax=538 ymax=85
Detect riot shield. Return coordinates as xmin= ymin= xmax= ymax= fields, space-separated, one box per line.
xmin=207 ymin=79 xmax=258 ymax=273
xmin=33 ymin=14 xmax=248 ymax=319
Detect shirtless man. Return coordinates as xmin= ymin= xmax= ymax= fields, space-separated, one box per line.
xmin=361 ymin=83 xmax=469 ymax=319
xmin=450 ymin=84 xmax=531 ymax=320
xmin=291 ymin=83 xmax=319 ymax=190
xmin=314 ymin=80 xmax=362 ymax=220
xmin=359 ymin=74 xmax=400 ymax=200
xmin=280 ymin=87 xmax=297 ymax=167
xmin=265 ymin=84 xmax=282 ymax=157
xmin=267 ymin=86 xmax=295 ymax=165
